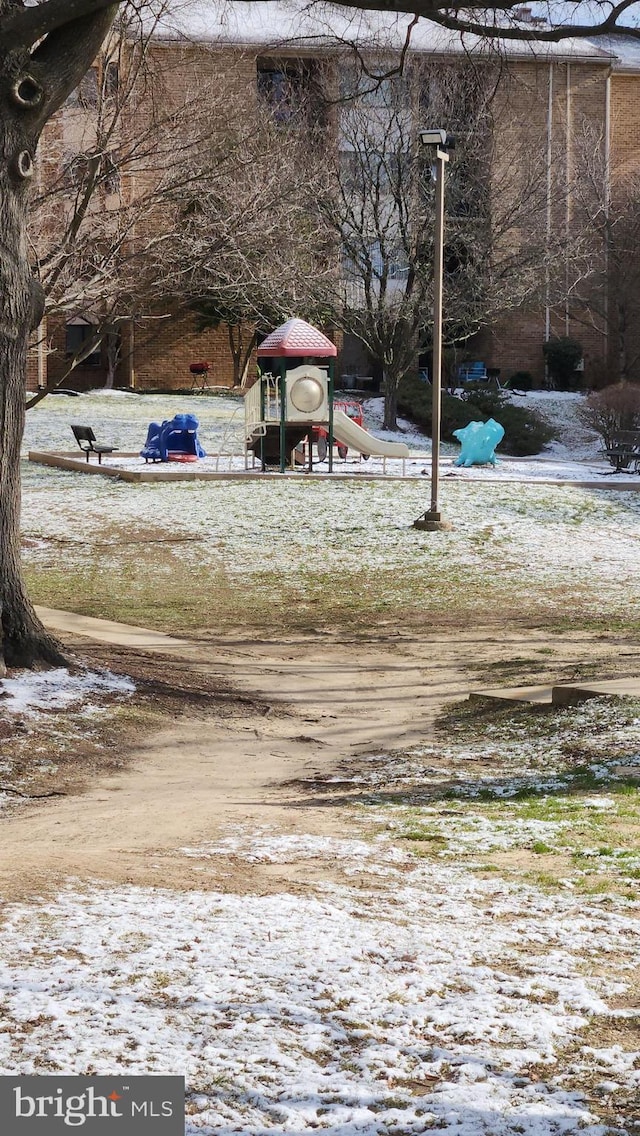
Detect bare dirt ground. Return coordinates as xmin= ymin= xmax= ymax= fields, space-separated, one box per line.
xmin=1 ymin=620 xmax=639 ymax=900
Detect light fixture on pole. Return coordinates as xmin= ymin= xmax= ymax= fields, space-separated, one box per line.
xmin=414 ymin=128 xmax=454 ymax=532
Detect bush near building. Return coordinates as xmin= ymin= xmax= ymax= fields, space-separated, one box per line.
xmin=579 ymin=382 xmax=640 ymax=447
xmin=397 ymin=375 xmax=556 ymax=456
xmin=542 ymin=337 xmax=584 ymax=390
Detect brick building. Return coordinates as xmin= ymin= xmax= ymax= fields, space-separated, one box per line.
xmin=26 ymin=2 xmax=640 ymax=393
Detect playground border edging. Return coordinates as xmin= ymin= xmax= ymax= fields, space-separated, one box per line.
xmin=26 ymin=450 xmax=640 ymax=489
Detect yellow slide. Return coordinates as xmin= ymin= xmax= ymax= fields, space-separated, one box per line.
xmin=332 ymin=410 xmax=410 ymax=458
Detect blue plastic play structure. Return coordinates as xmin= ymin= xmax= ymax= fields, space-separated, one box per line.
xmin=453 ymin=418 xmax=505 ymax=467
xmin=141 ymin=413 xmax=206 ymax=463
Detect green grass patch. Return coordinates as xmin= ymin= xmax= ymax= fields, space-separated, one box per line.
xmin=397 ymin=830 xmax=448 ymax=849
xmin=27 ymin=558 xmax=587 ymax=639
xmin=20 ymin=450 xmax=640 ymax=643
xmin=365 ymin=693 xmax=640 ymax=896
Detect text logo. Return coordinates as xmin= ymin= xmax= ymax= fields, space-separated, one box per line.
xmin=0 ymin=1076 xmax=184 ymax=1133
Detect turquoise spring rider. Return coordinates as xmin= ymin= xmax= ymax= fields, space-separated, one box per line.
xmin=453 ymin=418 xmax=505 ymax=467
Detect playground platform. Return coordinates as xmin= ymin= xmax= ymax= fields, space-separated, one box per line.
xmin=27 ymin=450 xmax=418 ymax=482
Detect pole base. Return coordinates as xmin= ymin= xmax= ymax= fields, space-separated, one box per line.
xmin=413 ymin=510 xmax=454 ymax=532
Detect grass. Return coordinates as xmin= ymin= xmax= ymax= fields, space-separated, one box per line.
xmin=382 ymin=788 xmax=640 ymax=896
xmin=22 ymin=559 xmax=520 ymax=636
xmin=340 ymin=695 xmax=640 ymax=896
xmin=22 ymin=553 xmax=640 ymax=641
xmin=20 ymin=445 xmax=640 ymax=637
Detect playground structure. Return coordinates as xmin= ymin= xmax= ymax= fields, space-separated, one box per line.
xmin=315 ymin=399 xmax=366 ymax=461
xmin=245 ymin=318 xmax=409 ymax=472
xmin=141 ymin=413 xmax=206 ymax=463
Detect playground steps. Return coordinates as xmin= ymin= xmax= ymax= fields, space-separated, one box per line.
xmin=470 ymin=676 xmax=640 ymax=707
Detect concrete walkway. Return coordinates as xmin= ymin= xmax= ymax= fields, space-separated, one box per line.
xmin=37 ymin=605 xmax=640 ymax=711
xmin=36 ymin=606 xmax=192 ymax=652
xmin=470 ymin=676 xmax=640 ymax=707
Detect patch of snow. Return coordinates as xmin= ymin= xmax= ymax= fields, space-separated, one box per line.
xmin=23 ymin=392 xmax=245 ymax=458
xmin=0 ymin=668 xmax=135 ymax=717
xmin=0 ymin=855 xmax=637 ymax=1133
xmin=510 ymin=391 xmax=602 ymax=462
xmin=361 ymin=397 xmax=433 ymax=449
xmin=180 ymin=831 xmax=409 ymax=865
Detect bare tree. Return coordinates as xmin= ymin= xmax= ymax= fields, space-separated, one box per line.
xmin=317 ymin=0 xmax=640 ymax=44
xmin=568 ymin=126 xmax=640 ymax=385
xmin=27 ymin=4 xmax=270 ymax=404
xmin=28 ymin=11 xmax=338 ymax=399
xmin=0 ymin=0 xmax=118 ymax=669
xmin=309 ymin=56 xmax=571 ymax=429
xmin=171 ymin=88 xmax=338 ymax=378
xmin=606 ymin=188 xmax=640 ymax=384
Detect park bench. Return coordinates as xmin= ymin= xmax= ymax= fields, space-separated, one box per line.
xmin=457 ymin=361 xmax=488 ymax=383
xmin=70 ymin=424 xmax=119 ymax=464
xmin=601 ymin=430 xmax=640 ymax=473
xmin=456 ymin=362 xmax=506 ymax=390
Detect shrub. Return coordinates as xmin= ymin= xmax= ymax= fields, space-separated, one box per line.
xmin=490 ymin=403 xmax=556 ymax=456
xmin=507 ymin=371 xmax=534 ymax=392
xmin=542 ymin=337 xmax=583 ymax=390
xmin=397 ymin=375 xmax=475 ymax=435
xmin=459 ymin=385 xmax=509 ymax=417
xmin=397 ymin=374 xmax=555 ymax=456
xmin=578 ymin=382 xmax=640 ymax=447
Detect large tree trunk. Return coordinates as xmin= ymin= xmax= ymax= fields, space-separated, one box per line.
xmin=227 ymin=323 xmax=243 ymax=387
xmin=0 ymin=107 xmax=66 ymax=668
xmin=0 ymin=0 xmax=118 ymax=668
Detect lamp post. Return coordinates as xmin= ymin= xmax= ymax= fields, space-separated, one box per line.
xmin=414 ymin=128 xmax=454 ymax=532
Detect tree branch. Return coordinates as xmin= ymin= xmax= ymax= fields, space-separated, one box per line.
xmin=29 ymin=4 xmax=119 ymax=127
xmin=426 ymin=0 xmax=640 ymax=43
xmin=2 ymin=0 xmax=116 ymax=52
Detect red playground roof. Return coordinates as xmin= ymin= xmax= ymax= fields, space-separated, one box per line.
xmin=257 ymin=318 xmax=338 ymax=358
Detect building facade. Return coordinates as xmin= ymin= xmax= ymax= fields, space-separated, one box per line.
xmin=26 ymin=2 xmax=640 ymax=394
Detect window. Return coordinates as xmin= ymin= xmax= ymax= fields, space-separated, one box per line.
xmin=65 ymin=321 xmax=101 ymax=366
xmin=257 ymin=61 xmax=307 ymax=124
xmin=342 ymin=242 xmax=408 ymax=283
xmin=339 ymin=65 xmax=406 ymax=110
xmin=67 ymin=68 xmax=99 ymax=109
xmin=104 ymin=61 xmax=119 ymax=99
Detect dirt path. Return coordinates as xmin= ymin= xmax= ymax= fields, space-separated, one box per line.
xmin=1 ymin=613 xmax=636 ymax=899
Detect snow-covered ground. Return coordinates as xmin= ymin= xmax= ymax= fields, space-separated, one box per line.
xmin=1 ymin=845 xmax=638 ymax=1135
xmin=20 ymin=442 xmax=640 ymax=620
xmin=6 ymin=388 xmax=640 ymax=1133
xmin=508 ymin=392 xmax=601 ymax=464
xmin=23 ymin=389 xmax=248 ymax=458
xmin=0 ymin=667 xmax=134 ymax=717
xmin=24 ymin=388 xmax=629 ymax=483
